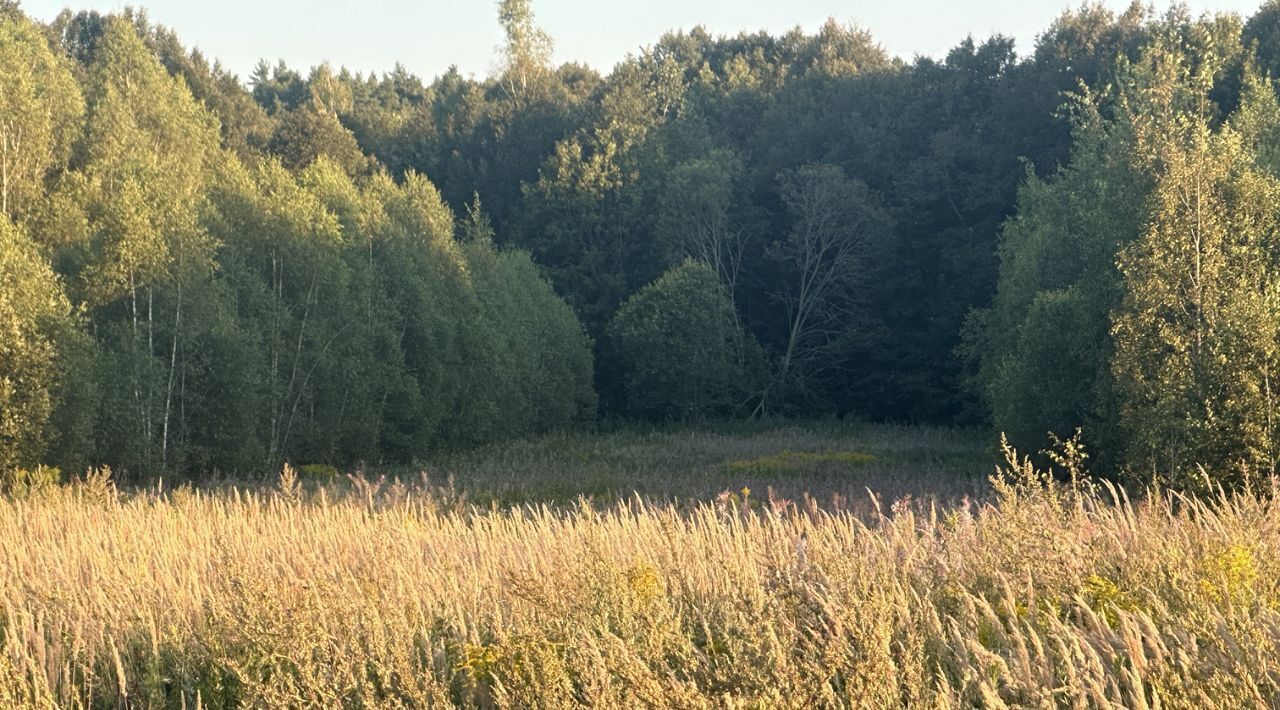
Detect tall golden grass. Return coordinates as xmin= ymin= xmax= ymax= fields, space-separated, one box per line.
xmin=2 ymin=456 xmax=1280 ymax=708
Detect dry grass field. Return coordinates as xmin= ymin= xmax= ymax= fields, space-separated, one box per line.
xmin=2 ymin=424 xmax=1280 ymax=707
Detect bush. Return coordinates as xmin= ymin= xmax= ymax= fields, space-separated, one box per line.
xmin=297 ymin=463 xmax=341 ymax=480
xmin=605 ymin=260 xmax=763 ymax=420
xmin=465 ymin=242 xmax=597 ymax=439
xmin=0 ymin=465 xmax=61 ymax=497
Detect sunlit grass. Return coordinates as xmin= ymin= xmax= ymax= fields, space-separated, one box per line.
xmin=3 ymin=431 xmax=1280 ymax=707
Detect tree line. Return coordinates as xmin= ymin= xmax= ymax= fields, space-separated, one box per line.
xmin=969 ymin=6 xmax=1280 ymax=488
xmin=7 ymin=0 xmax=1280 ymax=484
xmin=0 ymin=3 xmax=594 ymax=477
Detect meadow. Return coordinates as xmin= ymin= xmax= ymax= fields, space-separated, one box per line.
xmin=2 ymin=422 xmax=1280 ymax=708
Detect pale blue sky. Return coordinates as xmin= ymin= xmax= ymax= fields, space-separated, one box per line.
xmin=17 ymin=0 xmax=1265 ymax=82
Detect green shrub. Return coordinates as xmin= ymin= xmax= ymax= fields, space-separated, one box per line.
xmin=297 ymin=463 xmax=341 ymax=480
xmin=605 ymin=260 xmax=764 ymax=420
xmin=1 ymin=465 xmax=61 ymax=497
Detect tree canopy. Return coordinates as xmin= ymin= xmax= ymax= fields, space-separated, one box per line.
xmin=6 ymin=2 xmax=1280 ymax=487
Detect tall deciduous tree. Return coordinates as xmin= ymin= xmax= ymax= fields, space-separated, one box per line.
xmin=1112 ymin=101 xmax=1280 ymax=484
xmin=962 ymin=99 xmax=1148 ymax=465
xmin=971 ymin=13 xmax=1274 ymax=484
xmin=0 ymin=13 xmax=83 ymax=220
xmin=496 ymin=0 xmax=553 ymax=102
xmin=267 ymin=98 xmax=370 ymax=175
xmin=0 ymin=217 xmax=74 ymax=472
xmin=768 ymin=163 xmax=890 ymax=409
xmin=64 ymin=17 xmax=225 ymax=475
xmin=656 ymin=149 xmax=749 ymax=311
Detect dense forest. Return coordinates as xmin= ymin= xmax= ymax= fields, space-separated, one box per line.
xmin=5 ymin=0 xmax=1280 ymax=485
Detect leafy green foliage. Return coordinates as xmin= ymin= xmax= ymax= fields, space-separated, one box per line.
xmin=8 ymin=1 xmax=1280 ymax=487
xmin=606 ymin=261 xmax=763 ymax=420
xmin=964 ymin=106 xmax=1148 ymax=466
xmin=0 ymin=12 xmax=83 ymax=220
xmin=1112 ymin=86 xmax=1280 ymax=485
xmin=970 ymin=11 xmax=1280 ymax=486
xmin=0 ymin=218 xmax=74 ymax=472
xmin=267 ymin=99 xmax=371 ymax=175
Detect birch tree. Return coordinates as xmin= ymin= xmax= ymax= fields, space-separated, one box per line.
xmin=496 ymin=0 xmax=553 ymax=102
xmin=1113 ymin=102 xmax=1280 ymax=484
xmin=768 ymin=163 xmax=889 ymax=409
xmin=0 ymin=14 xmax=83 ymax=220
xmin=68 ymin=17 xmax=222 ymax=474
